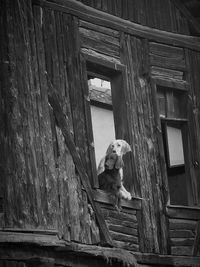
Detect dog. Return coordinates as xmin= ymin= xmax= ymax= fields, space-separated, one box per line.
xmin=97 ymin=139 xmax=132 ymax=210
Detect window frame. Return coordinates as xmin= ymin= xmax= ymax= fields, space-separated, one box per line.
xmin=152 ymin=78 xmax=199 ymax=206
xmin=82 ymin=52 xmax=135 ymax=195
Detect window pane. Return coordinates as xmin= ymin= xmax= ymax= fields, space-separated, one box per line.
xmin=166 ymin=126 xmax=185 ymax=167
xmin=90 ymin=105 xmax=115 ymax=166
xmin=88 ymin=78 xmax=115 ymax=166
xmin=157 ymin=89 xmax=166 ymax=117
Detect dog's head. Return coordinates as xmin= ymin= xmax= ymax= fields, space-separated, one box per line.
xmin=97 ymin=139 xmax=131 ymax=175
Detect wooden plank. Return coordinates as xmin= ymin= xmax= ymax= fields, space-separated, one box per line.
xmin=113 ymin=240 xmax=139 ymax=251
xmin=47 ymin=83 xmax=113 ymax=246
xmin=169 ymin=218 xmax=197 ymax=230
xmin=32 ymin=0 xmax=200 ymax=51
xmin=79 ymin=20 xmax=119 ymax=37
xmin=79 ymin=54 xmax=98 ymax=188
xmin=193 ymin=220 xmax=200 ymax=256
xmin=0 ymin=228 xmax=58 ymax=235
xmin=167 ymin=205 xmax=200 ymax=220
xmin=170 ymin=238 xmax=194 ymax=246
xmin=152 ymin=78 xmax=188 ymax=91
xmin=151 ymin=66 xmax=184 ymax=81
xmin=149 ymin=42 xmax=186 ymax=71
xmin=120 ymin=33 xmax=169 ymax=254
xmin=110 ymin=231 xmax=138 ymax=243
xmin=101 ymin=207 xmax=138 ymax=222
xmin=79 ymin=27 xmax=120 ymax=57
xmin=170 ymin=230 xmax=195 ymax=238
xmin=107 ymin=224 xmax=138 ymax=236
xmin=93 ymin=189 xmax=142 ymax=210
xmin=136 ymin=252 xmax=200 ymax=266
xmin=185 ymin=48 xmax=200 ymax=205
xmin=171 ymin=246 xmax=193 ymax=256
xmin=105 ymin=217 xmax=138 ymax=229
xmin=0 ymin=231 xmax=63 ymax=246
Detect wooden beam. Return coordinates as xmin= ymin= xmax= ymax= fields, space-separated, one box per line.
xmin=172 ymin=0 xmax=200 ymax=36
xmin=192 ymin=220 xmax=200 ymax=256
xmin=135 ymin=252 xmax=200 ymax=266
xmin=167 ymin=205 xmax=200 ymax=220
xmin=46 ymin=77 xmax=113 ymax=246
xmin=32 ymin=0 xmax=200 ymax=51
xmin=93 ymin=189 xmax=142 ymax=210
xmin=0 ymin=234 xmax=200 ymax=267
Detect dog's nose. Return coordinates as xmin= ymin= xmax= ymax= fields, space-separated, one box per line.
xmin=112 ymin=149 xmax=116 ymax=153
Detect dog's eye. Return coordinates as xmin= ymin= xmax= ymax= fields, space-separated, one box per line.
xmin=117 ymin=143 xmax=121 ymax=147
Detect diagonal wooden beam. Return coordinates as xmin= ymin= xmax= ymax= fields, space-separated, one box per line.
xmin=47 ymin=77 xmax=113 ymax=246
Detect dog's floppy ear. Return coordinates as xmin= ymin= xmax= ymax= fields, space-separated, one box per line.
xmin=97 ymin=156 xmax=106 ymax=175
xmin=115 ymin=155 xmax=124 ymax=169
xmin=106 ymin=142 xmax=113 ymax=155
xmin=105 ymin=154 xmax=117 ymax=170
xmin=120 ymin=140 xmax=131 ymax=155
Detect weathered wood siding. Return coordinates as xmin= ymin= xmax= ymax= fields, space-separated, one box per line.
xmin=1 ymin=0 xmax=200 ymax=260
xmin=168 ymin=206 xmax=200 ymax=256
xmin=0 ymin=0 xmax=100 ymax=244
xmin=77 ymin=0 xmax=190 ymax=35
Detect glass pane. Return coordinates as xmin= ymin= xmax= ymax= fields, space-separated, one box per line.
xmin=90 ymin=106 xmax=115 ymax=166
xmin=157 ymin=89 xmax=166 ymax=117
xmin=166 ymin=126 xmax=185 ymax=167
xmin=88 ymin=78 xmax=115 ymax=166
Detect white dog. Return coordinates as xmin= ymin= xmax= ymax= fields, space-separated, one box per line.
xmin=97 ymin=140 xmax=132 ymax=209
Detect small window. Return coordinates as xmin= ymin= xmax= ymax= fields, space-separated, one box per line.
xmin=156 ymin=85 xmax=190 ymax=206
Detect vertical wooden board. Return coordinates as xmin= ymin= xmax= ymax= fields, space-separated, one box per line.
xmin=44 ymin=12 xmax=97 ymax=243
xmin=135 ymin=0 xmax=146 ymax=26
xmin=168 ymin=0 xmax=178 ymax=33
xmin=32 ymin=5 xmax=59 ymax=229
xmin=185 ymin=49 xmax=200 ymax=205
xmin=13 ymin=0 xmax=42 ymax=228
xmin=2 ymin=0 xmax=42 ymax=228
xmin=174 ymin=6 xmax=190 ymax=35
xmin=120 ymin=34 xmax=169 ymax=254
xmin=63 ymin=15 xmax=92 ymax=180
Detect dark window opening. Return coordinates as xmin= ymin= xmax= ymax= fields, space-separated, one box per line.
xmin=157 ymin=85 xmax=190 ymax=206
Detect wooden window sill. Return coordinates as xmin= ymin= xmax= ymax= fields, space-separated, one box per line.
xmin=93 ymin=189 xmax=142 ymax=210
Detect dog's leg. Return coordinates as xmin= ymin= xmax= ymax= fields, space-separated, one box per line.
xmin=120 ymin=185 xmax=132 ymax=200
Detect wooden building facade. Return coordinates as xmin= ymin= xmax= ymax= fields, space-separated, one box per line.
xmin=1 ymin=0 xmax=200 ymax=266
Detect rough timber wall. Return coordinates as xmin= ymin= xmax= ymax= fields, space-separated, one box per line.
xmin=77 ymin=0 xmax=190 ymax=34
xmin=0 ymin=0 xmax=100 ymax=244
xmin=1 ymin=0 xmax=200 ymax=261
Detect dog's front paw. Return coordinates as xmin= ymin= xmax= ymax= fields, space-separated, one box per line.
xmin=120 ymin=189 xmax=132 ymax=200
xmin=125 ymin=191 xmax=132 ymax=200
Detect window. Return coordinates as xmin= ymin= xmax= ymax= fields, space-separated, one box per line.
xmin=156 ymin=85 xmax=191 ymax=206
xmin=85 ymin=58 xmax=133 ymax=192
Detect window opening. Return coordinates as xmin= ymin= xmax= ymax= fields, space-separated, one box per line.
xmin=88 ymin=77 xmax=115 ymax=167
xmin=157 ymin=85 xmax=189 ymax=205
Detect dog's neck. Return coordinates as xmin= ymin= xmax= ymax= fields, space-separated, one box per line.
xmin=104 ymin=167 xmax=120 ymax=174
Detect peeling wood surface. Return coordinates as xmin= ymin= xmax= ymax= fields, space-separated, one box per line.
xmin=1 ymin=0 xmax=200 ymax=260
xmin=120 ymin=34 xmax=169 ymax=254
xmin=0 ymin=1 xmax=100 ymax=244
